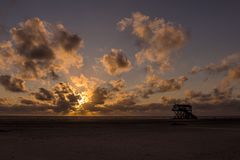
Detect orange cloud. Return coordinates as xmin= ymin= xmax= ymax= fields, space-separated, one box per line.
xmin=118 ymin=12 xmax=188 ymax=72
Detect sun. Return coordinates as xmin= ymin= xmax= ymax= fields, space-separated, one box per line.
xmin=77 ymin=91 xmax=89 ymax=106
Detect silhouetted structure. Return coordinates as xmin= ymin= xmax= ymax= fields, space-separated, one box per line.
xmin=172 ymin=104 xmax=197 ymax=119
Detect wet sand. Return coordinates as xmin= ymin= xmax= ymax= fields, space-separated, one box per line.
xmin=0 ymin=116 xmax=240 ymax=160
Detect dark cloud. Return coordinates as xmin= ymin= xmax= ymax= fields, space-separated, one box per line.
xmin=0 ymin=75 xmax=26 ymax=92
xmin=90 ymin=87 xmax=109 ymax=105
xmin=22 ymin=83 xmax=82 ymax=114
xmin=55 ymin=25 xmax=83 ymax=52
xmin=86 ymin=79 xmax=126 ymax=106
xmin=11 ymin=18 xmax=54 ymax=60
xmin=0 ymin=17 xmax=84 ymax=80
xmin=33 ymin=88 xmax=55 ymax=101
xmin=30 ymin=80 xmax=125 ymax=115
xmin=52 ymin=83 xmax=81 ymax=113
xmin=101 ymin=49 xmax=132 ymax=75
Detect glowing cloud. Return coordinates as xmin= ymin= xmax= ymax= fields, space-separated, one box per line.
xmin=118 ymin=12 xmax=188 ymax=72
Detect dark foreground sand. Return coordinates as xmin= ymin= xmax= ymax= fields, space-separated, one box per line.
xmin=0 ymin=116 xmax=240 ymax=160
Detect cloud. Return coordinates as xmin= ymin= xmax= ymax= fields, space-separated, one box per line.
xmin=33 ymin=88 xmax=55 ymax=101
xmin=185 ymin=90 xmax=212 ymax=102
xmin=77 ymin=74 xmax=188 ymax=114
xmin=72 ymin=76 xmax=138 ymax=114
xmin=76 ymin=74 xmax=188 ymax=114
xmin=185 ymin=88 xmax=233 ymax=103
xmin=190 ymin=53 xmax=240 ymax=88
xmin=118 ymin=12 xmax=188 ymax=72
xmin=26 ymin=82 xmax=83 ymax=114
xmin=0 ymin=103 xmax=54 ymax=115
xmin=221 ymin=65 xmax=240 ymax=87
xmin=90 ymin=87 xmax=109 ymax=105
xmin=227 ymin=65 xmax=240 ymax=79
xmin=86 ymin=79 xmax=126 ymax=105
xmin=20 ymin=98 xmax=40 ymax=105
xmin=0 ymin=101 xmax=167 ymax=115
xmin=0 ymin=75 xmax=26 ymax=92
xmin=0 ymin=80 xmax=239 ymax=116
xmin=10 ymin=18 xmax=54 ymax=60
xmin=191 ymin=53 xmax=240 ymax=74
xmin=100 ymin=103 xmax=170 ymax=115
xmin=0 ymin=41 xmax=18 ymax=70
xmin=108 ymin=79 xmax=125 ymax=91
xmin=0 ymin=15 xmax=191 ymax=115
xmin=70 ymin=74 xmax=90 ymax=88
xmin=157 ymin=93 xmax=240 ymax=116
xmin=79 ymin=91 xmax=171 ymax=115
xmin=101 ymin=49 xmax=132 ymax=75
xmin=54 ymin=24 xmax=83 ymax=52
xmin=76 ymin=78 xmax=132 ymax=113
xmin=0 ymin=97 xmax=10 ymax=105
xmin=0 ymin=17 xmax=84 ymax=80
xmin=50 ymin=83 xmax=81 ymax=113
xmin=136 ymin=74 xmax=188 ymax=98
xmin=192 ymin=100 xmax=240 ymax=115
xmin=0 ymin=18 xmax=83 ymax=113
xmin=183 ymin=88 xmax=240 ymax=115
xmin=70 ymin=75 xmax=126 ymax=114
xmin=145 ymin=65 xmax=154 ymax=74
xmin=0 ymin=15 xmax=239 ymax=116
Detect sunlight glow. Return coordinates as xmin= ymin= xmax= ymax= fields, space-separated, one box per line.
xmin=77 ymin=91 xmax=89 ymax=106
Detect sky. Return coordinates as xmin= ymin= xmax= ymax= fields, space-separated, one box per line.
xmin=0 ymin=0 xmax=240 ymax=116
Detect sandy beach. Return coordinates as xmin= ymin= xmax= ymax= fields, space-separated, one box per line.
xmin=0 ymin=117 xmax=240 ymax=160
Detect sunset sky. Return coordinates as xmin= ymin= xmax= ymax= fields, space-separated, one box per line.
xmin=0 ymin=0 xmax=240 ymax=116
